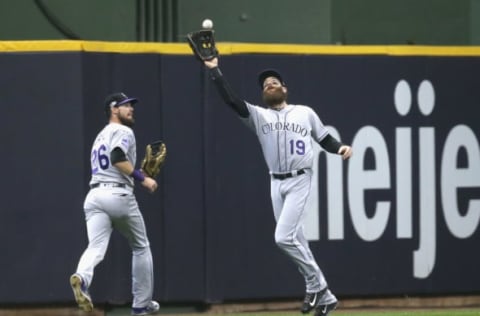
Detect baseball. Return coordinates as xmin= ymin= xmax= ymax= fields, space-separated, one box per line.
xmin=202 ymin=19 xmax=213 ymax=29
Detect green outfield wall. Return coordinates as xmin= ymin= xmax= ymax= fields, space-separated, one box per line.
xmin=0 ymin=0 xmax=479 ymax=44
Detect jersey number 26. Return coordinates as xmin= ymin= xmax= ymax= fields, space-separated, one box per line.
xmin=91 ymin=144 xmax=110 ymax=174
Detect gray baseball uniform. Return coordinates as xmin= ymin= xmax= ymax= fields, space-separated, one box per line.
xmin=74 ymin=122 xmax=154 ymax=308
xmin=206 ymin=66 xmax=345 ymax=313
xmin=242 ymin=102 xmax=336 ymax=303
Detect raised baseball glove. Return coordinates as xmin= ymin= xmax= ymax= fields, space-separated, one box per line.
xmin=187 ymin=29 xmax=219 ymax=61
xmin=141 ymin=140 xmax=167 ymax=178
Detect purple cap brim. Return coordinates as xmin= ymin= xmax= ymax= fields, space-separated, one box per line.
xmin=116 ymin=97 xmax=138 ymax=106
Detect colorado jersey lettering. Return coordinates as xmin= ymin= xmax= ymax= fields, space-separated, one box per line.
xmin=242 ymin=102 xmax=329 ymax=173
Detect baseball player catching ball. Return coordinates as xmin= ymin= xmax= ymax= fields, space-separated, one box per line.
xmin=202 ymin=57 xmax=352 ymax=316
xmin=70 ymin=92 xmax=160 ymax=315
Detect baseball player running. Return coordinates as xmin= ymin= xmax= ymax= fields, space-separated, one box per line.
xmin=70 ymin=92 xmax=160 ymax=315
xmin=202 ymin=57 xmax=352 ymax=316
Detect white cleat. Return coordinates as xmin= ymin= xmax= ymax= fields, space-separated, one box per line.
xmin=131 ymin=300 xmax=160 ymax=315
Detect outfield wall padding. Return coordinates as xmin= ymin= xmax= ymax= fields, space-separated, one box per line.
xmin=0 ymin=44 xmax=479 ymax=304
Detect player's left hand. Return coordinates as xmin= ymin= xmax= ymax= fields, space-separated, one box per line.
xmin=142 ymin=177 xmax=158 ymax=193
xmin=338 ymin=145 xmax=353 ymax=160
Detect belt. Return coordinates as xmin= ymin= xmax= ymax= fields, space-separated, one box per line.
xmin=90 ymin=182 xmax=127 ymax=189
xmin=271 ymin=169 xmax=306 ymax=180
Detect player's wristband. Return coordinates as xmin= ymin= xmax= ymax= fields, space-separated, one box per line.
xmin=131 ymin=169 xmax=145 ymax=182
xmin=319 ymin=134 xmax=342 ymax=154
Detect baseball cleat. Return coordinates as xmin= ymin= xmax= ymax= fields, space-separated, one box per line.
xmin=131 ymin=300 xmax=160 ymax=315
xmin=301 ymin=287 xmax=328 ymax=313
xmin=301 ymin=291 xmax=320 ymax=313
xmin=314 ymin=301 xmax=338 ymax=316
xmin=70 ymin=273 xmax=93 ymax=312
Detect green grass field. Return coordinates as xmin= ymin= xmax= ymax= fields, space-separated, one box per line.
xmin=103 ymin=305 xmax=480 ymax=316
xmin=101 ymin=308 xmax=480 ymax=316
xmin=5 ymin=305 xmax=479 ymax=316
xmin=163 ymin=310 xmax=480 ymax=316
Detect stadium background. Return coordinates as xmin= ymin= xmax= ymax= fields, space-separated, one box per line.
xmin=0 ymin=0 xmax=479 ymax=314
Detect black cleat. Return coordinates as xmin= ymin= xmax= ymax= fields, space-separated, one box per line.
xmin=314 ymin=301 xmax=338 ymax=316
xmin=301 ymin=291 xmax=321 ymax=313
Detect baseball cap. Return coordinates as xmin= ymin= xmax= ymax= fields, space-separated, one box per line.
xmin=104 ymin=92 xmax=138 ymax=110
xmin=258 ymin=69 xmax=286 ymax=89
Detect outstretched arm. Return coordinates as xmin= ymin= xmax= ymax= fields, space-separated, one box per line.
xmin=319 ymin=134 xmax=353 ymax=160
xmin=204 ymin=58 xmax=249 ymax=118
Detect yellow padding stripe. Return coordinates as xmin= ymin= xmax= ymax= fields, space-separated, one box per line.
xmin=1 ymin=40 xmax=480 ymax=57
xmin=220 ymin=43 xmax=480 ymax=56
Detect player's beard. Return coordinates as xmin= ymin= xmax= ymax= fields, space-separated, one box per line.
xmin=262 ymin=86 xmax=287 ymax=107
xmin=118 ymin=113 xmax=135 ymax=127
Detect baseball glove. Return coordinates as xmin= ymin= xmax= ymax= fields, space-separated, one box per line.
xmin=187 ymin=29 xmax=219 ymax=61
xmin=141 ymin=140 xmax=167 ymax=178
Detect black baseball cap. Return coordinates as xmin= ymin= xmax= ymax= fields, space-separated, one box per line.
xmin=104 ymin=92 xmax=139 ymax=110
xmin=258 ymin=69 xmax=285 ymax=89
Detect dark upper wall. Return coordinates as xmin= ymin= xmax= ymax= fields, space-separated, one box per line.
xmin=0 ymin=0 xmax=137 ymax=41
xmin=331 ymin=0 xmax=471 ymax=45
xmin=0 ymin=0 xmax=479 ymax=44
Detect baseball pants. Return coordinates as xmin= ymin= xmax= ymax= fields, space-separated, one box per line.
xmin=75 ymin=187 xmax=154 ymax=308
xmin=270 ymin=169 xmax=336 ymax=303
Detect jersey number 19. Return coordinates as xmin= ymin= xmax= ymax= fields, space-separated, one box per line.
xmin=290 ymin=139 xmax=306 ymax=155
